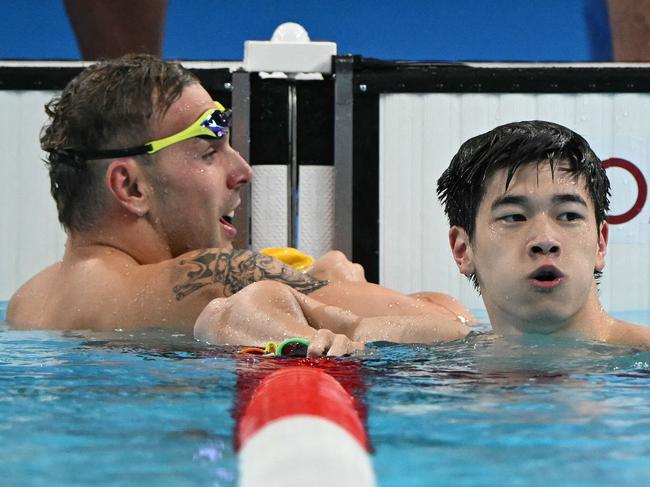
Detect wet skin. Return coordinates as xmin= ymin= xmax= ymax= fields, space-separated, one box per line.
xmin=449 ymin=162 xmax=610 ymax=336
xmin=8 ymin=81 xmax=473 ymax=341
xmin=142 ymin=83 xmax=253 ymax=255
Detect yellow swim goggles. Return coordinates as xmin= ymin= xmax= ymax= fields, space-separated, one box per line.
xmin=84 ymin=101 xmax=231 ymax=160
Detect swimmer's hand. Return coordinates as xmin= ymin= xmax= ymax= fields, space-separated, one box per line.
xmin=193 ymin=281 xmax=365 ymax=357
xmin=306 ymin=329 xmax=365 ymax=357
xmin=306 ymin=250 xmax=366 ymax=282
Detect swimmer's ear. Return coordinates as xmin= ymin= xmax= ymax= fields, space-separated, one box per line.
xmin=595 ymin=221 xmax=609 ymax=272
xmin=106 ymin=159 xmax=151 ymax=217
xmin=449 ymin=226 xmax=475 ymax=275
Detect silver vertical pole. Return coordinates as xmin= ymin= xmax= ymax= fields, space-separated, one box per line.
xmin=231 ymin=71 xmax=251 ymax=249
xmin=333 ymin=56 xmax=354 ymax=257
xmin=287 ymin=82 xmax=299 ymax=248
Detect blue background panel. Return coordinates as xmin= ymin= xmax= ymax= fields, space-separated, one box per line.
xmin=1 ymin=0 xmax=611 ymax=61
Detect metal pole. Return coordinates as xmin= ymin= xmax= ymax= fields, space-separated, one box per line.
xmin=287 ymin=82 xmax=299 ymax=248
xmin=333 ymin=56 xmax=355 ymax=257
xmin=231 ymin=71 xmax=251 ymax=249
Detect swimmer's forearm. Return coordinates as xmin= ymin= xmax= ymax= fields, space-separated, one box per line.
xmin=287 ymin=287 xmax=469 ymax=344
xmin=308 ymin=280 xmax=474 ymax=322
xmin=351 ymin=315 xmax=470 ymax=344
xmin=195 ymin=282 xmax=368 ymax=357
xmin=194 ymin=282 xmax=322 ymax=346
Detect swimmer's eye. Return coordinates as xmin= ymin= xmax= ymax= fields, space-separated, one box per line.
xmin=558 ymin=212 xmax=583 ymax=222
xmin=202 ymin=148 xmax=217 ymax=161
xmin=499 ymin=214 xmax=526 ymax=223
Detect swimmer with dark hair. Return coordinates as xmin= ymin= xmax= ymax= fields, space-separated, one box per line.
xmin=436 ymin=120 xmax=650 ymax=347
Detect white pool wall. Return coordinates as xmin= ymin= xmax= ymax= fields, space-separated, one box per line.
xmin=0 ymin=90 xmax=66 ymax=300
xmin=1 ymin=70 xmax=649 ymax=314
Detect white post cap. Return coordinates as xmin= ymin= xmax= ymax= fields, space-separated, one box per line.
xmin=243 ymin=22 xmax=337 ymax=74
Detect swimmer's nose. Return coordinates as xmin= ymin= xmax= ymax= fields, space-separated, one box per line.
xmin=528 ymin=216 xmax=562 ymax=257
xmin=227 ymin=149 xmax=253 ymax=189
xmin=528 ymin=238 xmax=561 ymax=257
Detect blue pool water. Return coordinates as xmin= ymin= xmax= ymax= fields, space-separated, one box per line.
xmin=2 ymin=302 xmax=650 ymax=486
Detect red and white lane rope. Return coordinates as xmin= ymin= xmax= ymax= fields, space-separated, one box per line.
xmin=237 ymin=366 xmax=376 ymax=487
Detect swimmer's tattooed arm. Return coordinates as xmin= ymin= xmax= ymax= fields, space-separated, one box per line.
xmin=172 ymin=249 xmax=328 ymax=300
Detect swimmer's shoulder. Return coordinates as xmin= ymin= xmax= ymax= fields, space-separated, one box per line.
xmin=7 ymin=248 xmax=136 ymax=329
xmin=8 ymin=262 xmax=65 ymax=328
xmin=603 ymin=318 xmax=650 ymax=349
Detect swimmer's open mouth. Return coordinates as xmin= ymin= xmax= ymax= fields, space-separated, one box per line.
xmin=220 ymin=210 xmax=236 ymax=224
xmin=219 ymin=211 xmax=237 ymax=240
xmin=528 ymin=266 xmax=564 ymax=286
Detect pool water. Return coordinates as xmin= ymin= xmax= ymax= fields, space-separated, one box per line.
xmin=2 ymin=302 xmax=650 ymax=486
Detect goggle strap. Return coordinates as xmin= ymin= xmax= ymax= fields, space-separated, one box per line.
xmin=81 ymin=144 xmax=153 ymax=160
xmin=75 ymin=101 xmax=228 ymax=160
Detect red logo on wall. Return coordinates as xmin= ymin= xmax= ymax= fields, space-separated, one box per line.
xmin=602 ymin=158 xmax=648 ymax=225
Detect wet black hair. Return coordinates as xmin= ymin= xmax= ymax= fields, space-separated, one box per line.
xmin=437 ymin=120 xmax=610 ymax=238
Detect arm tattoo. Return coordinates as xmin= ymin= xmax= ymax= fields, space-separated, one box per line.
xmin=173 ymin=249 xmax=329 ymax=300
